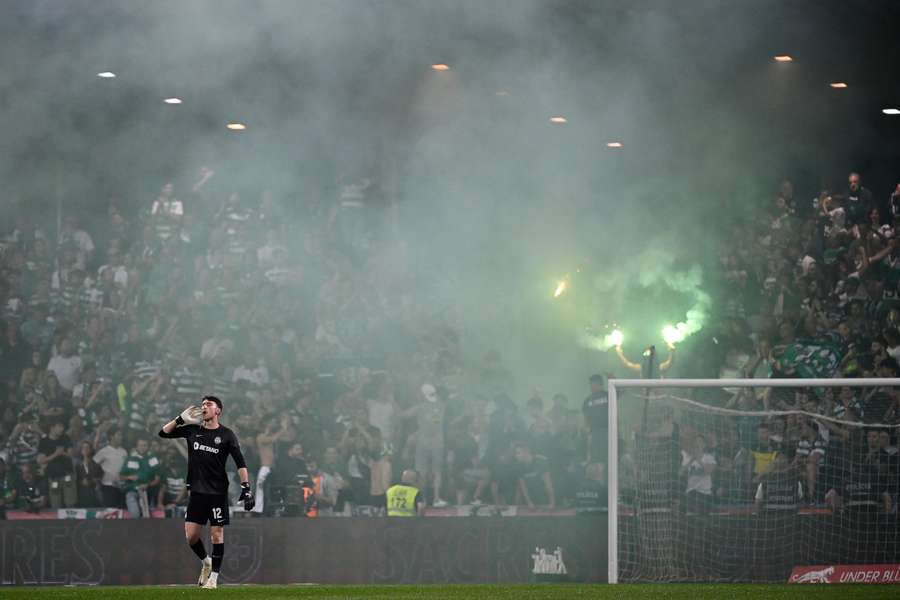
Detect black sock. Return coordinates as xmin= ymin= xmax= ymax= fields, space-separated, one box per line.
xmin=190 ymin=540 xmax=207 ymax=561
xmin=211 ymin=543 xmax=224 ymax=573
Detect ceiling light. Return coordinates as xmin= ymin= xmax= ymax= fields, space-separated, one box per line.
xmin=607 ymin=142 xmax=624 ymax=148
xmin=431 ymin=64 xmax=450 ymax=71
xmin=96 ymin=71 xmax=116 ymax=78
xmin=549 ymin=116 xmax=567 ymax=124
xmin=883 ymin=109 xmax=900 ymax=115
xmin=226 ymin=123 xmax=247 ymax=130
xmin=164 ymin=97 xmax=183 ymax=105
xmin=773 ymin=55 xmax=793 ymax=62
xmin=829 ymin=82 xmax=848 ymax=89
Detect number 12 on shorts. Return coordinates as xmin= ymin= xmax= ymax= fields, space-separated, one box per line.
xmin=212 ymin=507 xmax=222 ymax=521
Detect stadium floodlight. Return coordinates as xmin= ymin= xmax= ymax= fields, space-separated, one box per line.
xmin=431 ymin=63 xmax=450 ymax=71
xmin=549 ymin=116 xmax=568 ymax=124
xmin=606 ymin=142 xmax=624 ymax=148
xmin=226 ymin=122 xmax=247 ymax=130
xmin=607 ymin=377 xmax=900 ymax=584
xmin=883 ymin=108 xmax=900 ymax=115
xmin=773 ymin=55 xmax=793 ymax=62
xmin=164 ymin=97 xmax=183 ymax=105
xmin=96 ymin=71 xmax=116 ymax=78
xmin=829 ymin=82 xmax=848 ymax=89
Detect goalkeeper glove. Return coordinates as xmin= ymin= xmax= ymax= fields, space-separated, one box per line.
xmin=175 ymin=406 xmax=203 ymax=426
xmin=239 ymin=482 xmax=255 ymax=511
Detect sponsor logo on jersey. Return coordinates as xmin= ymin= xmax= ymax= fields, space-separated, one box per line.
xmin=193 ymin=441 xmax=220 ymax=454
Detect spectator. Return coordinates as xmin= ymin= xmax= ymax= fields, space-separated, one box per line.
xmin=747 ymin=422 xmax=779 ymax=489
xmin=93 ymin=428 xmax=127 ymax=508
xmin=364 ymin=373 xmax=397 ymax=445
xmin=149 ymin=183 xmax=184 ymax=241
xmin=0 ymin=457 xmax=18 ymax=518
xmin=305 ymin=456 xmax=338 ymax=516
xmin=119 ymin=437 xmax=160 ymax=518
xmin=36 ymin=420 xmax=76 ymax=508
xmin=398 ymin=383 xmax=448 ymax=507
xmin=794 ymin=420 xmax=826 ymax=502
xmin=74 ymin=441 xmax=103 ymax=507
xmin=46 ymin=337 xmax=81 ymax=393
xmin=157 ymin=445 xmax=188 ymax=515
xmin=513 ymin=442 xmax=555 ymax=510
xmin=680 ymin=434 xmax=717 ymax=514
xmin=1 ymin=321 xmax=32 ymax=390
xmin=547 ymin=392 xmax=569 ymax=435
xmin=57 ymin=216 xmax=95 ymax=270
xmin=15 ymin=463 xmax=48 ymax=513
xmin=368 ymin=431 xmax=392 ymax=510
xmin=341 ymin=428 xmax=373 ymax=509
xmin=253 ymin=415 xmax=293 ymax=514
xmin=447 ymin=416 xmax=486 ymax=506
xmin=845 ymin=172 xmax=874 ymax=225
xmin=319 ymin=446 xmax=350 ymax=515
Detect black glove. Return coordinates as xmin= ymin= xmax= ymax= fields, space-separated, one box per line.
xmin=239 ymin=482 xmax=255 ymax=511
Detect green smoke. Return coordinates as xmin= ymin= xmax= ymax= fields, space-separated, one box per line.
xmin=593 ymin=246 xmax=710 ymax=343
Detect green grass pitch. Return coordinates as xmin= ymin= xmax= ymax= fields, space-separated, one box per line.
xmin=1 ymin=584 xmax=897 ymax=599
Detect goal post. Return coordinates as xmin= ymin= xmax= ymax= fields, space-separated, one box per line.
xmin=607 ymin=377 xmax=900 ymax=584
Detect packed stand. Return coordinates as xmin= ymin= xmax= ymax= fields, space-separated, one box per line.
xmin=0 ymin=169 xmax=897 ymax=520
xmin=0 ymin=170 xmax=592 ymax=518
xmin=618 ymin=173 xmax=899 ymax=516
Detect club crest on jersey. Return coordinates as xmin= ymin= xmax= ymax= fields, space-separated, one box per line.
xmin=214 ymin=436 xmax=222 ymax=445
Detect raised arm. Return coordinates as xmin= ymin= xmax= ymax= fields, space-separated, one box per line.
xmin=159 ymin=406 xmax=202 ymax=438
xmin=614 ymin=346 xmax=642 ymax=374
xmin=659 ymin=344 xmax=676 ymax=372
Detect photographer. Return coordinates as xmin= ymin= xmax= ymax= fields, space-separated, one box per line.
xmin=272 ymin=442 xmax=311 ymax=516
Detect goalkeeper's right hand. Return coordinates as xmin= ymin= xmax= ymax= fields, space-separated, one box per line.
xmin=175 ymin=406 xmax=203 ymax=426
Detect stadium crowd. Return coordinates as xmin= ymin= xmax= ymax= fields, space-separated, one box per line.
xmin=0 ymin=168 xmax=897 ymax=519
xmin=623 ymin=173 xmax=900 ymax=516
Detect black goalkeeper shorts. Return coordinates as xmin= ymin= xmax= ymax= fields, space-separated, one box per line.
xmin=185 ymin=492 xmax=230 ymax=526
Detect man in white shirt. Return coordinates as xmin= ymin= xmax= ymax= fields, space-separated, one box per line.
xmin=58 ymin=216 xmax=95 ymax=270
xmin=93 ymin=428 xmax=127 ymax=508
xmin=681 ymin=434 xmax=717 ymax=514
xmin=47 ymin=337 xmax=82 ymax=392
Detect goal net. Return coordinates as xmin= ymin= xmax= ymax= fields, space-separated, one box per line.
xmin=607 ymin=378 xmax=900 ymax=583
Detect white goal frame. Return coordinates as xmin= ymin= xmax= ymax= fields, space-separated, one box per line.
xmin=606 ymin=377 xmax=900 ymax=584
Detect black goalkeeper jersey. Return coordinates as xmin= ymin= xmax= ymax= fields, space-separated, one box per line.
xmin=159 ymin=424 xmax=246 ymax=495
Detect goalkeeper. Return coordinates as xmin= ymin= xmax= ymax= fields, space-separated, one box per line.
xmin=159 ymin=396 xmax=255 ymax=589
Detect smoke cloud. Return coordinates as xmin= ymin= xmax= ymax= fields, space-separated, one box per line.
xmin=0 ymin=1 xmax=821 ymax=402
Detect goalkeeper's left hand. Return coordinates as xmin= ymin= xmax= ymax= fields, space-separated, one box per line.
xmin=239 ymin=482 xmax=255 ymax=511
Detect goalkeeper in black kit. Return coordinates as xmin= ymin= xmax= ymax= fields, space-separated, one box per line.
xmin=159 ymin=396 xmax=255 ymax=589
